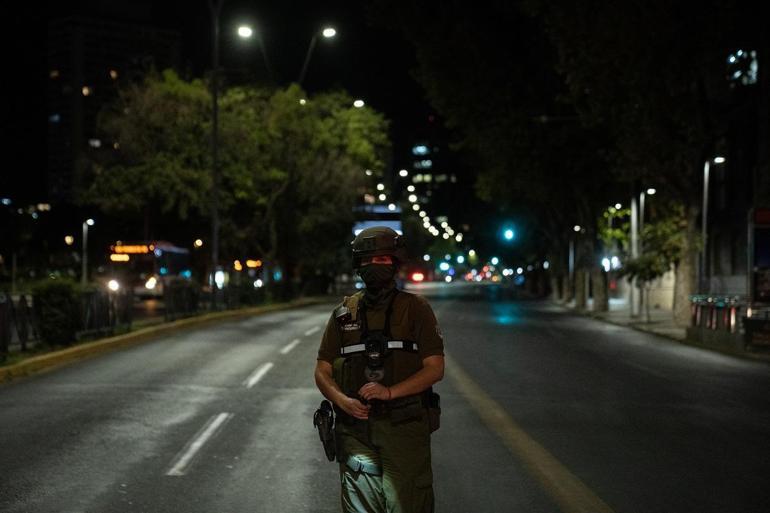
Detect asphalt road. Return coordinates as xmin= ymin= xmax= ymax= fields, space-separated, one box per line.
xmin=1 ymin=282 xmax=769 ymax=512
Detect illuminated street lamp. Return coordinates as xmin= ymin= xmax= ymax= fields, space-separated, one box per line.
xmin=299 ymin=26 xmax=337 ymax=85
xmin=701 ymin=156 xmax=726 ymax=291
xmin=353 ymin=99 xmax=365 ymax=108
xmin=81 ymin=219 xmax=95 ymax=286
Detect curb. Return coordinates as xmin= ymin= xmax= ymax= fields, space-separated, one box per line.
xmin=0 ymin=297 xmax=334 ymax=385
xmin=554 ymin=301 xmax=770 ymax=365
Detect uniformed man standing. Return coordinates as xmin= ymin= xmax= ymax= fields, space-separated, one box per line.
xmin=314 ymin=226 xmax=445 ymax=513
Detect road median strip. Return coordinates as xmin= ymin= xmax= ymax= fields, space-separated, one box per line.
xmin=0 ymin=297 xmax=332 ymax=385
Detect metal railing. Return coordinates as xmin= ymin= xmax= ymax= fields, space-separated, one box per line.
xmin=0 ymin=292 xmax=40 ymax=357
xmin=689 ymin=295 xmax=748 ymax=334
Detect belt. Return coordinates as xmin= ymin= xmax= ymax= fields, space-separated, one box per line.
xmin=340 ymin=340 xmax=419 ymax=355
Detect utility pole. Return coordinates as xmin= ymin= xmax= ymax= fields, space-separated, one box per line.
xmin=209 ymin=0 xmax=224 ymax=308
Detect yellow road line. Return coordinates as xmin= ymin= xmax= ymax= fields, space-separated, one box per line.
xmin=445 ymin=354 xmax=615 ymax=513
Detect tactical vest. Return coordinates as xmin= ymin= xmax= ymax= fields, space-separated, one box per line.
xmin=332 ymin=290 xmax=420 ymax=398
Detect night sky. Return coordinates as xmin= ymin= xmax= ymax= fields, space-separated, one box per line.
xmin=3 ymin=0 xmax=435 ymax=202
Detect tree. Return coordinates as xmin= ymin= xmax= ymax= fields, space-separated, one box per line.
xmin=371 ymin=0 xmax=620 ymax=308
xmin=88 ymin=73 xmax=390 ymax=296
xmin=526 ymin=0 xmax=749 ymax=324
xmin=87 ymin=69 xmax=211 ymax=237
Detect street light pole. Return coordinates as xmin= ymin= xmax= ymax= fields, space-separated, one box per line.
xmin=630 ymin=194 xmax=640 ymax=317
xmin=81 ymin=219 xmax=94 ymax=287
xmin=209 ymin=0 xmax=223 ymax=307
xmin=298 ymin=27 xmax=336 ymax=86
xmin=701 ymin=160 xmax=710 ymax=294
xmin=298 ymin=34 xmax=318 ymax=86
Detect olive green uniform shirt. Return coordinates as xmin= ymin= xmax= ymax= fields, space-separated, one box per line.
xmin=317 ymin=290 xmax=444 ymax=387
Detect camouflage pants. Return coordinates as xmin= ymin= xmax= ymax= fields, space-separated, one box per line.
xmin=337 ymin=413 xmax=434 ymax=513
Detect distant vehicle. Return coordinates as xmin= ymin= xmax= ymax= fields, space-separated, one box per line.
xmin=107 ymin=241 xmax=192 ymax=298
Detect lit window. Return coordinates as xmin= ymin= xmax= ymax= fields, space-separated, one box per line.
xmin=88 ymin=139 xmax=102 ymax=148
xmin=109 ymin=69 xmax=119 ymax=80
xmin=413 ymin=174 xmax=424 ymax=183
xmin=414 ymin=159 xmax=433 ymax=169
xmin=82 ymin=86 xmax=92 ymax=96
xmin=727 ymin=49 xmax=758 ymax=86
xmin=113 ymin=142 xmax=120 ymax=150
xmin=49 ymin=70 xmax=60 ymax=79
xmin=412 ymin=145 xmax=429 ymax=156
xmin=423 ymin=174 xmax=432 ymax=183
xmin=435 ymin=174 xmax=447 ymax=183
xmin=48 ymin=113 xmax=61 ymax=123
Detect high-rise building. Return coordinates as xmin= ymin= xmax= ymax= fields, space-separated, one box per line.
xmin=46 ymin=17 xmax=181 ymax=203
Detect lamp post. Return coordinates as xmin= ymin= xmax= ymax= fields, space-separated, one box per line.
xmin=237 ymin=24 xmax=274 ymax=83
xmin=208 ymin=0 xmax=224 ymax=306
xmin=81 ymin=219 xmax=94 ymax=287
xmin=630 ymin=194 xmax=640 ymax=317
xmin=298 ymin=26 xmax=336 ymax=86
xmin=701 ymin=157 xmax=725 ymax=293
xmin=638 ymin=188 xmax=656 ymax=254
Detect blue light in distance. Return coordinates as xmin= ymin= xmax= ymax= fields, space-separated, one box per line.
xmin=491 ymin=257 xmax=499 ymax=266
xmin=180 ymin=269 xmax=192 ymax=279
xmin=159 ymin=266 xmax=168 ymax=275
xmin=503 ymin=228 xmax=515 ymax=241
xmin=456 ymin=255 xmax=465 ymax=264
xmin=439 ymin=262 xmax=450 ymax=272
xmin=273 ymin=270 xmax=283 ymax=282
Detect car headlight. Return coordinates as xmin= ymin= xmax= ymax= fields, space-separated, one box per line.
xmin=107 ymin=279 xmax=120 ymax=292
xmin=145 ymin=277 xmax=158 ymax=290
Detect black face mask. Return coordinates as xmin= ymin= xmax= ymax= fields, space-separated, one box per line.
xmin=357 ymin=264 xmax=396 ymax=291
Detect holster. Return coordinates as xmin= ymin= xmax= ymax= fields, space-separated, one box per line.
xmin=313 ymin=400 xmax=336 ymax=462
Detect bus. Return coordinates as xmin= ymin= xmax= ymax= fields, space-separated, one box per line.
xmin=108 ymin=241 xmax=192 ymax=298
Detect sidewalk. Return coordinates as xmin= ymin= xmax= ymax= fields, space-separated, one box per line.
xmin=587 ymin=298 xmax=687 ymax=342
xmin=563 ymin=297 xmax=770 ymax=364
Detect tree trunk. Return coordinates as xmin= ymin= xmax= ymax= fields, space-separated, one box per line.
xmin=550 ymin=275 xmax=562 ymax=301
xmin=591 ymin=267 xmax=608 ymax=312
xmin=562 ymin=267 xmax=573 ymax=302
xmin=673 ymin=205 xmax=699 ymax=326
xmin=574 ymin=269 xmax=587 ymax=310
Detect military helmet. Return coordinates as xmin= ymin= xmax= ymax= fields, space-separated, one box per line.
xmin=351 ymin=226 xmax=407 ymax=269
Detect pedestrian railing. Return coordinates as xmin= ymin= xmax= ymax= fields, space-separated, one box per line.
xmin=0 ymin=292 xmax=40 ymax=358
xmin=78 ymin=289 xmax=133 ymax=339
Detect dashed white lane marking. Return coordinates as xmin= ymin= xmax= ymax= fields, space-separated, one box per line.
xmin=280 ymin=338 xmax=302 ymax=355
xmin=166 ymin=412 xmax=233 ymax=476
xmin=304 ymin=326 xmax=321 ymax=337
xmin=243 ymin=362 xmax=274 ymax=388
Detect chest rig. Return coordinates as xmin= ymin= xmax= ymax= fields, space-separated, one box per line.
xmin=334 ymin=291 xmax=419 ymax=390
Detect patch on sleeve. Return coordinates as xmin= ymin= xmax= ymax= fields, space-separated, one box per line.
xmin=341 ymin=321 xmax=361 ymax=332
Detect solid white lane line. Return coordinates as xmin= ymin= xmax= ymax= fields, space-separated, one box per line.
xmin=280 ymin=338 xmax=302 ymax=355
xmin=304 ymin=326 xmax=321 ymax=337
xmin=166 ymin=412 xmax=233 ymax=477
xmin=243 ymin=362 xmax=274 ymax=388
